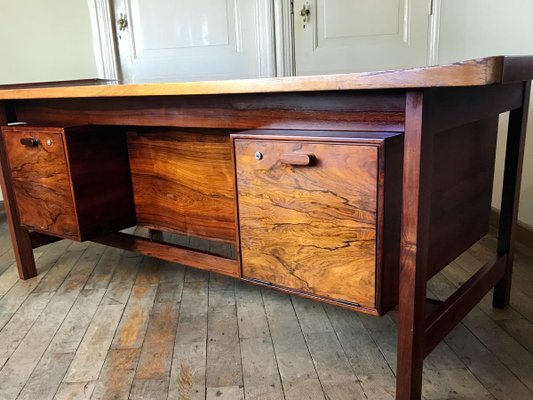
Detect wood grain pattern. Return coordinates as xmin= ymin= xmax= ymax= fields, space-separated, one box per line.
xmin=1 ymin=127 xmax=79 ymax=238
xmin=0 ymin=125 xmax=136 ymax=241
xmin=13 ymin=91 xmax=406 ymax=133
xmin=0 ymin=103 xmax=37 ymax=279
xmin=235 ymin=138 xmax=379 ymax=310
xmin=2 ymin=56 xmax=532 ymax=100
xmin=127 ymin=129 xmax=237 ymax=244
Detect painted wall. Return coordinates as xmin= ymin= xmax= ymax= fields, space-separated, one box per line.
xmin=0 ymin=0 xmax=98 ymax=201
xmin=0 ymin=0 xmax=98 ymax=85
xmin=438 ymin=0 xmax=533 ymax=227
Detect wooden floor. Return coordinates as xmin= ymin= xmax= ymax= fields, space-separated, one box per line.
xmin=0 ymin=219 xmax=532 ymax=400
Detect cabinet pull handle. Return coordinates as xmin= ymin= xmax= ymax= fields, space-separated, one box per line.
xmin=20 ymin=137 xmax=40 ymax=147
xmin=280 ymin=153 xmax=314 ymax=166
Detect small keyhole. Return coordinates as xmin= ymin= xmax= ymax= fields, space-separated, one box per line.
xmin=255 ymin=151 xmax=263 ymax=160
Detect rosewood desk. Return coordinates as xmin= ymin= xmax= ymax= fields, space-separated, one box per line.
xmin=0 ymin=56 xmax=532 ymax=399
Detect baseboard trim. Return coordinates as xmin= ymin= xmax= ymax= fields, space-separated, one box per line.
xmin=490 ymin=207 xmax=533 ymax=248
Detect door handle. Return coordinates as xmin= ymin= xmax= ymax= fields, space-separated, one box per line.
xmin=300 ymin=3 xmax=311 ymax=29
xmin=280 ymin=153 xmax=315 ymax=166
xmin=20 ymin=137 xmax=40 ymax=148
xmin=117 ymin=13 xmax=128 ymax=31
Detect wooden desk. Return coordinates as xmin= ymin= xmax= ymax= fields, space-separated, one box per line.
xmin=0 ymin=56 xmax=532 ymax=399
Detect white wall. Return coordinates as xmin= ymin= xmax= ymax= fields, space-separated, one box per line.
xmin=438 ymin=0 xmax=533 ymax=227
xmin=0 ymin=0 xmax=98 ymax=85
xmin=0 ymin=0 xmax=98 ymax=201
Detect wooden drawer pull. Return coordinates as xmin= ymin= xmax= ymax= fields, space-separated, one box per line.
xmin=280 ymin=153 xmax=314 ymax=166
xmin=20 ymin=137 xmax=40 ymax=147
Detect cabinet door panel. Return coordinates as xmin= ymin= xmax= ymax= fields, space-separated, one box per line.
xmin=2 ymin=129 xmax=79 ymax=238
xmin=235 ymin=139 xmax=378 ymax=308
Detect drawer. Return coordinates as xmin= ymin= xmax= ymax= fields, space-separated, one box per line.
xmin=1 ymin=125 xmax=136 ymax=241
xmin=234 ymin=132 xmax=402 ymax=315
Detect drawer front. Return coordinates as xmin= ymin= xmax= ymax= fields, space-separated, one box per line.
xmin=2 ymin=129 xmax=79 ymax=239
xmin=235 ymin=139 xmax=378 ymax=309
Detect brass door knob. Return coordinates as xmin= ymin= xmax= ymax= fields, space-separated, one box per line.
xmin=117 ymin=13 xmax=128 ymax=31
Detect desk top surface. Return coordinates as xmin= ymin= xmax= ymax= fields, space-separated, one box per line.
xmin=1 ymin=56 xmax=532 ymax=101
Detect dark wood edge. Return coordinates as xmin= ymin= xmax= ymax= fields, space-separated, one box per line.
xmin=242 ymin=277 xmax=380 ymax=316
xmin=396 ymin=90 xmax=432 ymax=400
xmin=424 ymin=255 xmax=506 ymax=356
xmin=490 ymin=207 xmax=533 ymax=248
xmin=0 ymin=103 xmax=37 ymax=279
xmin=93 ymin=232 xmax=240 ymax=278
xmin=493 ymin=81 xmax=531 ymax=307
xmin=0 ymin=200 xmax=4 ymax=217
xmin=374 ymin=141 xmax=386 ymax=313
xmin=423 ymin=83 xmax=524 ymax=134
xmin=231 ymin=130 xmax=404 ymax=141
xmin=501 ymin=56 xmax=533 ymax=83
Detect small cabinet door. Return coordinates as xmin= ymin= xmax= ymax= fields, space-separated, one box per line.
xmin=2 ymin=129 xmax=79 ymax=238
xmin=235 ymin=139 xmax=379 ymax=309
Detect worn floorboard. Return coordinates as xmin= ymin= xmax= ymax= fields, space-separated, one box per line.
xmin=0 ymin=218 xmax=531 ymax=399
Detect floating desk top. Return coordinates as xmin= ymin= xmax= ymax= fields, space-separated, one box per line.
xmin=0 ymin=56 xmax=532 ymax=100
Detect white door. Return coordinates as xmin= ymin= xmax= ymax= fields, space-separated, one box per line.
xmin=113 ymin=0 xmax=275 ymax=82
xmin=293 ymin=0 xmax=431 ymax=75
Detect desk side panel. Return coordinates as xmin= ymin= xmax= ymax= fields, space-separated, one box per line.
xmin=427 ymin=117 xmax=499 ymax=277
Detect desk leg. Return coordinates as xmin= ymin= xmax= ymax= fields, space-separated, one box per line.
xmin=396 ymin=91 xmax=433 ymax=400
xmin=0 ymin=104 xmax=37 ymax=280
xmin=493 ymin=81 xmax=531 ymax=308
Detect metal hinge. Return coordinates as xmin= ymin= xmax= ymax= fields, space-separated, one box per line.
xmin=290 ymin=0 xmax=294 ymax=15
xmin=428 ymin=0 xmax=435 ymax=15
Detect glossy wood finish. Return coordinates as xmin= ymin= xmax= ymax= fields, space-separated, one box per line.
xmin=1 ymin=127 xmax=79 ymax=238
xmin=127 ymin=129 xmax=237 ymax=244
xmin=236 ymin=139 xmax=378 ymax=310
xmin=235 ymin=133 xmax=402 ymax=314
xmin=0 ymin=104 xmax=37 ymax=279
xmin=0 ymin=56 xmax=529 ymax=101
xmin=13 ymin=91 xmax=406 ymax=133
xmin=0 ymin=125 xmax=135 ymax=241
xmin=396 ymin=91 xmax=433 ymax=400
xmin=0 ymin=57 xmax=532 ymax=400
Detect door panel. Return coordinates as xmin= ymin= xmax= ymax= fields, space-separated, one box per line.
xmin=114 ymin=0 xmax=274 ymax=82
xmin=294 ymin=0 xmax=430 ymax=75
xmin=235 ymin=138 xmax=379 ymax=308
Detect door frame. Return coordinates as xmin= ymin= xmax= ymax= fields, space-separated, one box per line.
xmin=88 ymin=0 xmax=441 ymax=81
xmin=89 ymin=0 xmax=120 ymax=81
xmin=89 ymin=0 xmax=279 ymax=81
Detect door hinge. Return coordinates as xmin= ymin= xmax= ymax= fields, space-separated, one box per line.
xmin=428 ymin=0 xmax=435 ymax=15
xmin=290 ymin=0 xmax=294 ymax=15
